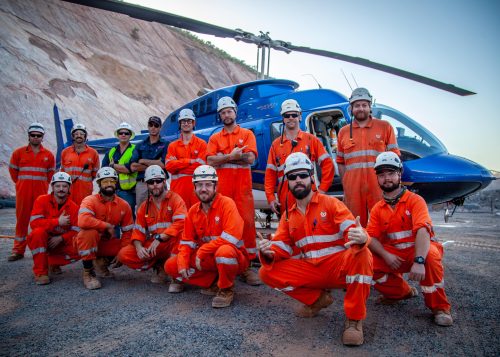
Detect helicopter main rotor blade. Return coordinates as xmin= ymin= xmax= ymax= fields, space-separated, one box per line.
xmin=62 ymin=0 xmax=476 ymax=96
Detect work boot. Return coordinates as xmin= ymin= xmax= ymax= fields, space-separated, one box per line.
xmin=295 ymin=290 xmax=333 ymax=318
xmin=49 ymin=265 xmax=62 ymax=275
xmin=7 ymin=253 xmax=23 ymax=262
xmin=83 ymin=268 xmax=101 ymax=290
xmin=200 ymin=281 xmax=218 ymax=296
xmin=342 ymin=319 xmax=364 ymax=346
xmin=151 ymin=265 xmax=167 ymax=284
xmin=376 ymin=286 xmax=418 ymax=305
xmin=35 ymin=275 xmax=50 ymax=285
xmin=168 ymin=281 xmax=184 ymax=293
xmin=94 ymin=257 xmax=114 ymax=278
xmin=212 ymin=286 xmax=234 ymax=308
xmin=433 ymin=310 xmax=453 ymax=326
xmin=240 ymin=267 xmax=262 ymax=286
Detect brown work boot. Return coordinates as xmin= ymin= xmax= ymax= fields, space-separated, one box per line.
xmin=7 ymin=253 xmax=23 ymax=262
xmin=201 ymin=281 xmax=219 ymax=296
xmin=376 ymin=286 xmax=418 ymax=305
xmin=433 ymin=310 xmax=453 ymax=326
xmin=212 ymin=286 xmax=234 ymax=308
xmin=83 ymin=268 xmax=101 ymax=290
xmin=240 ymin=267 xmax=262 ymax=286
xmin=49 ymin=265 xmax=62 ymax=275
xmin=342 ymin=319 xmax=364 ymax=346
xmin=295 ymin=290 xmax=334 ymax=318
xmin=35 ymin=275 xmax=50 ymax=285
xmin=168 ymin=281 xmax=184 ymax=293
xmin=94 ymin=257 xmax=114 ymax=278
xmin=151 ymin=265 xmax=167 ymax=284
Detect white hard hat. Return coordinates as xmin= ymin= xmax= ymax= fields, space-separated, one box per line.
xmin=284 ymin=152 xmax=313 ymax=175
xmin=114 ymin=122 xmax=135 ymax=140
xmin=217 ymin=96 xmax=237 ymax=112
xmin=28 ymin=122 xmax=45 ymax=134
xmin=71 ymin=123 xmax=87 ymax=136
xmin=145 ymin=165 xmax=166 ymax=182
xmin=192 ymin=165 xmax=218 ymax=183
xmin=96 ymin=167 xmax=118 ymax=182
xmin=349 ymin=87 xmax=372 ymax=104
xmin=374 ymin=152 xmax=402 ymax=173
xmin=178 ymin=108 xmax=196 ymax=121
xmin=280 ymin=99 xmax=301 ymax=115
xmin=51 ymin=172 xmax=72 ymax=186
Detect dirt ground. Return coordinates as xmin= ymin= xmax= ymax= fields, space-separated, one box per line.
xmin=0 ymin=208 xmax=499 ymax=356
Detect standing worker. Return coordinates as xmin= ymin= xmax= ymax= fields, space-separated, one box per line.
xmin=206 ymin=96 xmax=260 ymax=285
xmin=336 ymin=87 xmax=400 ymax=227
xmin=258 ymin=152 xmax=373 ymax=346
xmin=130 ymin=116 xmax=169 ymax=207
xmin=165 ymin=109 xmax=207 ymax=209
xmin=60 ymin=123 xmax=100 ymax=205
xmin=118 ymin=165 xmax=186 ymax=287
xmin=265 ymin=99 xmax=334 ymax=216
xmin=164 ymin=165 xmax=249 ymax=308
xmin=367 ymin=152 xmax=453 ymax=326
xmin=75 ymin=167 xmax=134 ymax=290
xmin=8 ymin=122 xmax=55 ymax=261
xmin=27 ymin=172 xmax=80 ymax=285
xmin=102 ymin=122 xmax=138 ymax=217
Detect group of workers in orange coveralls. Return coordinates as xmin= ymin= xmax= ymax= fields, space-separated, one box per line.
xmin=7 ymin=88 xmax=453 ymax=346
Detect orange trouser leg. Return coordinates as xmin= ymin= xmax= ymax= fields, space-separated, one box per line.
xmin=419 ymin=243 xmax=451 ymax=312
xmin=14 ymin=190 xmax=32 ymax=254
xmin=234 ymin=187 xmax=256 ymax=260
xmin=260 ymin=249 xmax=372 ymax=320
xmin=75 ymin=229 xmax=100 ymax=261
xmin=342 ymin=170 xmax=382 ymax=227
xmin=118 ymin=240 xmax=174 ymax=271
xmin=213 ymin=245 xmax=248 ymax=289
xmin=98 ymin=238 xmax=123 ymax=257
xmin=171 ymin=176 xmax=198 ymax=210
xmin=165 ymin=254 xmax=217 ymax=288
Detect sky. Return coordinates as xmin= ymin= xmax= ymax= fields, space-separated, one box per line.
xmin=130 ymin=0 xmax=500 ymax=171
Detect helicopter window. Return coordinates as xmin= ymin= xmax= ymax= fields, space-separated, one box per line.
xmin=207 ymin=97 xmax=213 ymax=111
xmin=192 ymin=103 xmax=199 ymax=116
xmin=271 ymin=122 xmax=283 ymax=142
xmin=199 ymin=100 xmax=206 ymax=114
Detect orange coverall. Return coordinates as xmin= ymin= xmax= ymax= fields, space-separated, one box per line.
xmin=61 ymin=144 xmax=100 ymax=205
xmin=75 ymin=194 xmax=134 ymax=260
xmin=165 ymin=135 xmax=207 ymax=209
xmin=206 ymin=125 xmax=258 ymax=259
xmin=165 ymin=193 xmax=248 ymax=290
xmin=366 ymin=190 xmax=451 ymax=312
xmin=118 ymin=191 xmax=187 ymax=270
xmin=336 ymin=117 xmax=400 ymax=227
xmin=27 ymin=194 xmax=80 ymax=276
xmin=259 ymin=192 xmax=373 ymax=320
xmin=9 ymin=144 xmax=55 ymax=254
xmin=265 ymin=130 xmax=334 ymax=210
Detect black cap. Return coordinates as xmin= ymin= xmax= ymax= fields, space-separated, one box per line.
xmin=148 ymin=116 xmax=162 ymax=126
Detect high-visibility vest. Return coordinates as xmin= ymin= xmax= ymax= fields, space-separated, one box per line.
xmin=109 ymin=145 xmax=138 ymax=190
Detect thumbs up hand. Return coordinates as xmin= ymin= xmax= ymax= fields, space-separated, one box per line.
xmin=345 ymin=216 xmax=368 ymax=248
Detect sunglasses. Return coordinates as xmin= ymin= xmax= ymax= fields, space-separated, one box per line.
xmin=146 ymin=179 xmax=164 ymax=185
xmin=286 ymin=172 xmax=310 ymax=181
xmin=100 ymin=178 xmax=117 ymax=185
xmin=29 ymin=133 xmax=43 ymax=138
xmin=148 ymin=123 xmax=160 ymax=128
xmin=283 ymin=113 xmax=299 ymax=119
xmin=118 ymin=131 xmax=131 ymax=136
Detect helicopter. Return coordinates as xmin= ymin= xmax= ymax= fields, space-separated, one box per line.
xmin=56 ymin=0 xmax=495 ymax=219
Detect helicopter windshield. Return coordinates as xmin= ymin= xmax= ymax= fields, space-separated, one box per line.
xmin=371 ymin=105 xmax=447 ymax=161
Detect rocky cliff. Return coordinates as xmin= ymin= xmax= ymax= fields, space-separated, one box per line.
xmin=0 ymin=0 xmax=255 ymax=196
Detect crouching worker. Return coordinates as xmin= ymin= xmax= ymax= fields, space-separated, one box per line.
xmin=258 ymin=153 xmax=373 ymax=346
xmin=367 ymin=152 xmax=453 ymax=326
xmin=27 ymin=172 xmax=80 ymax=285
xmin=118 ymin=165 xmax=186 ymax=286
xmin=75 ymin=167 xmax=134 ymax=290
xmin=165 ymin=165 xmax=249 ymax=308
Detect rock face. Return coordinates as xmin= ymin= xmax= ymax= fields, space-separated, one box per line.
xmin=0 ymin=0 xmax=255 ymax=196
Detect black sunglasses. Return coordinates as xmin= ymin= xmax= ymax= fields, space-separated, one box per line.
xmin=283 ymin=113 xmax=299 ymax=119
xmin=286 ymin=172 xmax=310 ymax=181
xmin=29 ymin=133 xmax=43 ymax=138
xmin=146 ymin=179 xmax=164 ymax=185
xmin=148 ymin=123 xmax=160 ymax=128
xmin=118 ymin=131 xmax=131 ymax=136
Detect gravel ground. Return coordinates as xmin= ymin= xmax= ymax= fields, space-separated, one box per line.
xmin=0 ymin=208 xmax=499 ymax=356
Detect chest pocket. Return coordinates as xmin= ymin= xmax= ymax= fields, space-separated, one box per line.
xmin=340 ymin=138 xmax=356 ymax=154
xmin=369 ymin=134 xmax=386 ymax=152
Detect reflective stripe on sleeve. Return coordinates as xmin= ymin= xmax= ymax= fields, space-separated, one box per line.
xmin=179 ymin=240 xmax=197 ymax=249
xmin=339 ymin=219 xmax=355 ymax=237
xmin=386 ymin=144 xmax=399 ymax=150
xmin=270 ymin=241 xmax=293 ymax=255
xmin=266 ymin=163 xmax=277 ymax=171
xmin=121 ymin=224 xmax=134 ymax=232
xmin=134 ymin=224 xmax=146 ymax=235
xmin=30 ymin=215 xmax=45 ymax=222
xmin=317 ymin=152 xmax=330 ymax=164
xmin=221 ymin=231 xmax=243 ymax=247
xmin=78 ymin=208 xmax=95 ymax=216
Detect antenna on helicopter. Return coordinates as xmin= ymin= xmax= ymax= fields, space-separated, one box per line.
xmin=341 ymin=69 xmax=353 ymax=91
xmin=351 ymin=73 xmax=359 ymax=88
xmin=302 ymin=74 xmax=322 ymax=89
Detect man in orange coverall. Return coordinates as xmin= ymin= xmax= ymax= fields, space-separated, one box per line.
xmin=165 ymin=165 xmax=248 ymax=308
xmin=8 ymin=122 xmax=55 ymax=261
xmin=75 ymin=167 xmax=134 ymax=290
xmin=118 ymin=165 xmax=187 ymax=289
xmin=60 ymin=123 xmax=100 ymax=205
xmin=27 ymin=172 xmax=80 ymax=285
xmin=165 ymin=108 xmax=207 ymax=209
xmin=258 ymin=152 xmax=373 ymax=346
xmin=336 ymin=87 xmax=400 ymax=227
xmin=265 ymin=99 xmax=334 ymax=216
xmin=206 ymin=96 xmax=260 ymax=286
xmin=367 ymin=152 xmax=453 ymax=327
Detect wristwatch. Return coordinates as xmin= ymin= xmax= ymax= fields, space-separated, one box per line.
xmin=414 ymin=256 xmax=425 ymax=264
xmin=153 ymin=234 xmax=163 ymax=242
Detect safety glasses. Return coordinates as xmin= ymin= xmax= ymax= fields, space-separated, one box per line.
xmin=29 ymin=133 xmax=43 ymax=138
xmin=118 ymin=131 xmax=131 ymax=136
xmin=146 ymin=179 xmax=164 ymax=185
xmin=148 ymin=123 xmax=160 ymax=128
xmin=286 ymin=172 xmax=310 ymax=181
xmin=100 ymin=178 xmax=117 ymax=185
xmin=283 ymin=113 xmax=299 ymax=119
